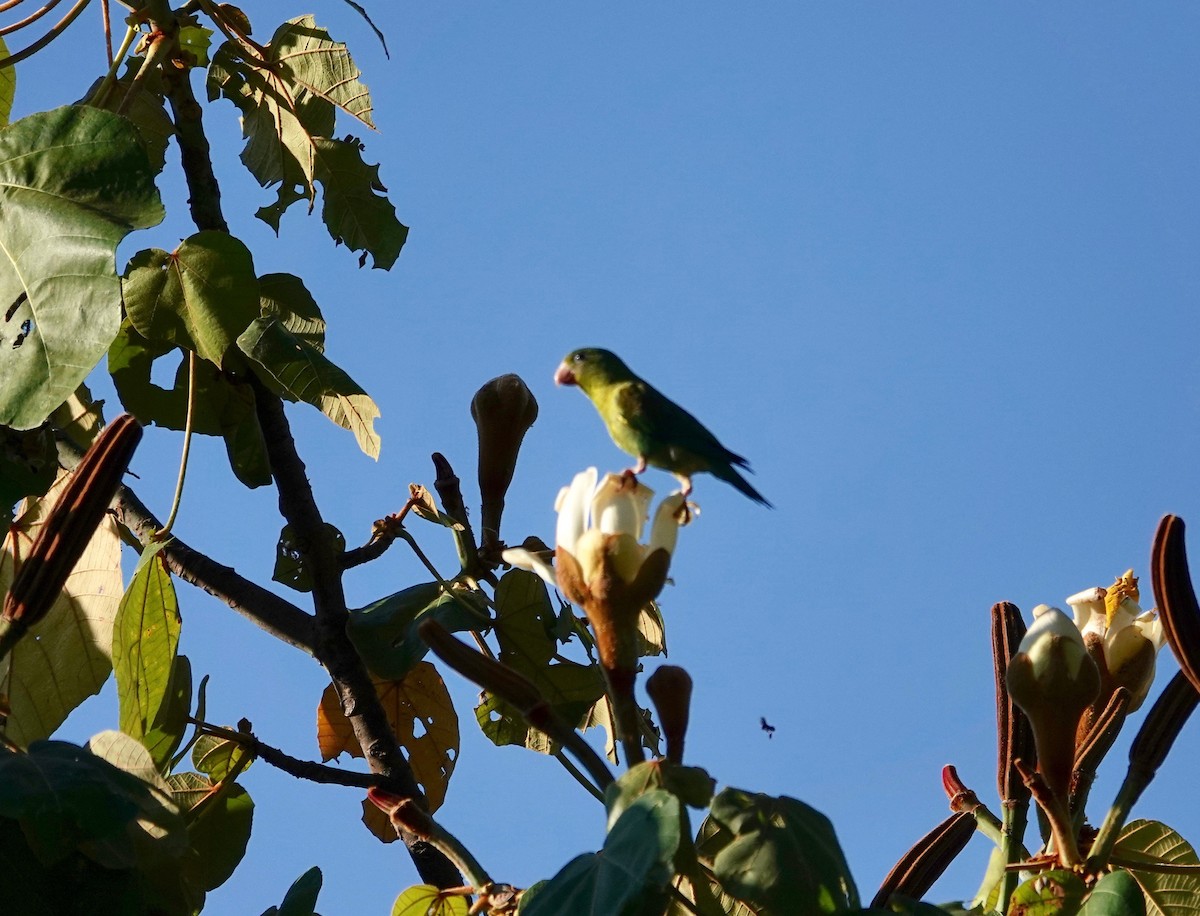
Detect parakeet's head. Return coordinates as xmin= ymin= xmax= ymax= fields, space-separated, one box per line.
xmin=554 ymin=348 xmax=634 ymax=391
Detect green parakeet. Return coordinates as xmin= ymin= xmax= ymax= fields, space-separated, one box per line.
xmin=555 ymin=347 xmax=771 ymax=507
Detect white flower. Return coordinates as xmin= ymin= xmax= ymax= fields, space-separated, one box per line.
xmin=1066 ymin=570 xmax=1165 ymax=710
xmin=503 ymin=468 xmax=684 ymax=597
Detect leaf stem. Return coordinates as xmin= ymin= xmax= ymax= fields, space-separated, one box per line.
xmin=155 ymin=349 xmax=196 ymax=539
xmin=92 ymin=22 xmax=138 ymax=107
xmin=552 ymin=749 xmax=605 ymax=803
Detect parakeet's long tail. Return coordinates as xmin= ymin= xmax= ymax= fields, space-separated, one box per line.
xmin=714 ymin=462 xmax=772 ymax=508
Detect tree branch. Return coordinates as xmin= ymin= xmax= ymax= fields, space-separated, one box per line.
xmin=252 ymin=379 xmax=462 ymax=889
xmin=55 ymin=438 xmax=318 ymax=654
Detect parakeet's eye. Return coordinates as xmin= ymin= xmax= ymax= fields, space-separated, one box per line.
xmin=573 ymin=352 xmax=585 ymax=362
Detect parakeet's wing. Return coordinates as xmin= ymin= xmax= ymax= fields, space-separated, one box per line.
xmin=614 ymin=379 xmax=749 ymax=469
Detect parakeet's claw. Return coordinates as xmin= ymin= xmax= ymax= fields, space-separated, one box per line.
xmin=673 ymin=500 xmax=699 ymax=526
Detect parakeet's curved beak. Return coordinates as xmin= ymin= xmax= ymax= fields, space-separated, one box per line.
xmin=554 ymin=362 xmax=577 ymax=386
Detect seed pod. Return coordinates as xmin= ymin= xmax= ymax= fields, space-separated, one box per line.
xmin=2 ymin=415 xmax=141 ymax=646
xmin=871 ymin=811 xmax=975 ymax=908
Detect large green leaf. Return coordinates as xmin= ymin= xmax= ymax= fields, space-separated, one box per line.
xmin=114 ymin=541 xmax=181 ymax=753
xmin=205 ymin=15 xmax=405 ymax=268
xmin=108 ymin=319 xmax=271 ymax=488
xmin=259 ymin=272 xmax=326 ymax=351
xmin=476 ymin=570 xmax=605 ymax=752
xmin=0 ymin=106 xmax=164 ymax=429
xmin=0 ymin=472 xmax=123 ymax=746
xmin=699 ymin=789 xmax=859 ymax=915
xmin=1079 ymin=871 xmax=1146 ymax=916
xmin=0 ymin=739 xmax=176 ymax=866
xmin=521 ymin=790 xmax=683 ymax=916
xmin=238 ymin=315 xmax=381 ymax=457
xmin=142 ymin=654 xmax=192 ymax=772
xmin=184 ymin=782 xmax=253 ymax=893
xmin=1112 ymin=819 xmax=1200 ymax=916
xmin=122 ymin=232 xmax=261 ymax=367
xmin=346 ymin=581 xmax=485 ymax=680
xmin=81 ymin=60 xmax=174 ymax=172
xmin=309 ymin=135 xmax=407 ymax=269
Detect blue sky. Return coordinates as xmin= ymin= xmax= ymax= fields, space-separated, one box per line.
xmin=10 ymin=2 xmax=1200 ymax=912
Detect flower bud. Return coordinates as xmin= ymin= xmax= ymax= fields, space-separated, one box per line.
xmin=471 ymin=374 xmax=538 ymax=548
xmin=646 ymin=665 xmax=693 ymax=763
xmin=1006 ymin=605 xmax=1100 ymax=802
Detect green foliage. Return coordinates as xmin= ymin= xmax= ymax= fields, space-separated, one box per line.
xmin=0 ymin=106 xmax=164 ymax=429
xmin=697 ymin=789 xmax=859 ymax=915
xmin=108 ymin=319 xmax=272 ymax=487
xmin=238 ymin=315 xmax=382 ymax=457
xmin=274 ymin=522 xmax=347 ymax=591
xmin=0 ymin=737 xmax=207 ymax=915
xmin=206 ymin=15 xmax=407 ymax=268
xmin=520 ymin=790 xmax=683 ymax=916
xmin=392 ymin=885 xmax=470 ymax=916
xmin=1009 ymin=870 xmax=1088 ymax=915
xmin=1079 ymin=872 xmax=1146 ymax=916
xmin=346 ymin=581 xmax=483 ymax=680
xmin=81 ymin=60 xmax=175 ymax=171
xmin=1112 ymin=819 xmax=1200 ymax=916
xmin=114 ymin=541 xmax=182 ymax=757
xmin=476 ymin=569 xmax=605 ymax=752
xmin=123 ymin=231 xmax=261 ymax=368
xmin=260 ymin=865 xmax=324 ymax=916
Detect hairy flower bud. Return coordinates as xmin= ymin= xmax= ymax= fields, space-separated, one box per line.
xmin=471 ymin=374 xmax=538 ymax=548
xmin=1006 ymin=605 xmax=1100 ymax=802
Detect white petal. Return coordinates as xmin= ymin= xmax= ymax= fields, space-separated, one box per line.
xmin=1066 ymin=587 xmax=1105 ymax=633
xmin=575 ymin=528 xmax=607 ymax=587
xmin=648 ymin=493 xmax=686 ymax=556
xmin=593 ymin=473 xmax=651 ymax=538
xmin=1135 ymin=610 xmax=1166 ymax=652
xmin=501 ymin=547 xmax=558 ymax=588
xmin=1022 ymin=605 xmax=1088 ymax=677
xmin=556 ymin=468 xmax=597 ymax=553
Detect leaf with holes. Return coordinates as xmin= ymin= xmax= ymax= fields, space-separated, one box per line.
xmin=238 ymin=316 xmax=381 ymax=458
xmin=317 ymin=662 xmax=458 ymax=811
xmin=206 ymin=14 xmax=377 ymax=236
xmin=113 ymin=540 xmax=180 ymax=753
xmin=122 ymin=232 xmax=261 ymax=367
xmin=310 ymin=136 xmax=407 ymax=269
xmin=1113 ymin=819 xmax=1200 ymax=916
xmin=0 ymin=471 xmax=123 ymax=746
xmin=0 ymin=106 xmax=163 ymax=429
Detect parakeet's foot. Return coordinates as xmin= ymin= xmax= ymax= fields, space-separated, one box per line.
xmin=673 ymin=500 xmax=699 ymax=526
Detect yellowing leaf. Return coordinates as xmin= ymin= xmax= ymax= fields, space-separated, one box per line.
xmin=316 ymin=662 xmax=458 ymax=811
xmin=0 ymin=472 xmax=122 ymax=745
xmin=391 ymin=885 xmax=469 ymax=916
